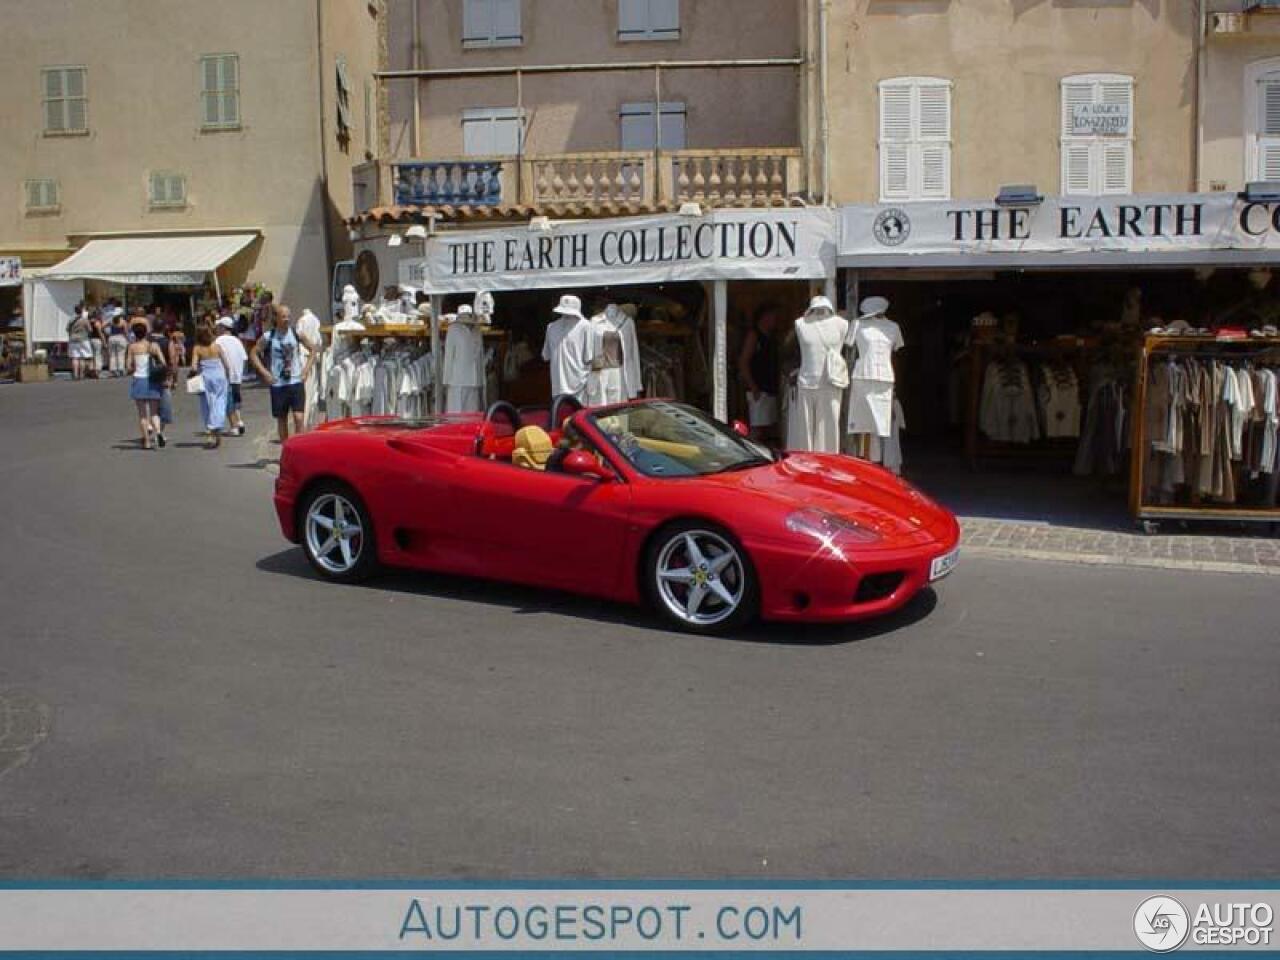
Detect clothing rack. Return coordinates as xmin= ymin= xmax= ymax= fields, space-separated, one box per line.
xmin=1128 ymin=334 xmax=1280 ymax=530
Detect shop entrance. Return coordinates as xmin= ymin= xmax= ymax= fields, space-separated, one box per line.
xmin=851 ymin=266 xmax=1280 ymax=529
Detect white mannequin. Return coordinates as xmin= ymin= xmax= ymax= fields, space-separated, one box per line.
xmin=845 ymin=295 xmax=904 ymax=443
xmin=474 ymin=290 xmax=495 ymax=321
xmin=616 ymin=303 xmax=643 ymax=399
xmin=786 ymin=295 xmax=849 ymax=453
xmin=542 ymin=294 xmax=593 ymax=403
xmin=443 ymin=304 xmax=486 ymax=413
xmin=341 ymin=284 xmax=360 ymax=323
xmin=585 ymin=303 xmax=635 ymax=406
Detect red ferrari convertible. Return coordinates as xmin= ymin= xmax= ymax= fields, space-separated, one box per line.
xmin=273 ymin=398 xmax=960 ymax=633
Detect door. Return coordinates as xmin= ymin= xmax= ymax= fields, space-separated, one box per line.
xmin=448 ymin=457 xmax=633 ymax=598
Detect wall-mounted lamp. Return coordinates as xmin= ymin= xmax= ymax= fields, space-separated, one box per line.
xmin=678 ymin=202 xmax=703 ymax=217
xmin=405 ymin=224 xmax=428 ymax=241
xmin=528 ymin=216 xmax=553 ymax=232
xmin=387 ymin=233 xmax=403 ymax=248
xmin=1239 ymin=181 xmax=1280 ymax=202
xmin=995 ymin=184 xmax=1044 ymax=206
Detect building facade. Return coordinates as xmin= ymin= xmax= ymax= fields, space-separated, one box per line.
xmin=1 ymin=0 xmax=384 ymax=319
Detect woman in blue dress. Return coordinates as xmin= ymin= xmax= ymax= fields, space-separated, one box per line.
xmin=190 ymin=326 xmax=230 ymax=449
xmin=125 ymin=321 xmax=167 ymax=449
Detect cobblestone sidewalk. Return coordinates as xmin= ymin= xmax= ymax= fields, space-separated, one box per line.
xmin=960 ymin=516 xmax=1280 ymax=575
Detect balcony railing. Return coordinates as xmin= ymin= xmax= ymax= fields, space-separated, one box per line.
xmin=368 ymin=148 xmax=805 ymax=212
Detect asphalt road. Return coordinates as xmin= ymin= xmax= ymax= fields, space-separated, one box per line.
xmin=1 ymin=379 xmax=1276 ymax=880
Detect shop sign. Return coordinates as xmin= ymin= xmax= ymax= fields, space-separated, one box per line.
xmin=841 ymin=193 xmax=1280 ymax=258
xmin=0 ymin=257 xmax=21 ymax=287
xmin=1070 ymin=102 xmax=1130 ymax=137
xmin=400 ymin=209 xmax=835 ymax=293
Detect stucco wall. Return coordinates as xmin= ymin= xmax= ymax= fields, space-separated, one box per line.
xmin=386 ymin=0 xmax=801 ymax=159
xmin=824 ymin=0 xmax=1198 ymax=204
xmin=1 ymin=0 xmax=379 ymax=313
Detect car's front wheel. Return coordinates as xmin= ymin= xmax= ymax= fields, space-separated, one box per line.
xmin=645 ymin=522 xmax=757 ymax=634
xmin=301 ymin=482 xmax=379 ymax=583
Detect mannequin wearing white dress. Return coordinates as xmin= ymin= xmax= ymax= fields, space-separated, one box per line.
xmin=787 ymin=295 xmax=849 ymax=453
xmin=443 ymin=304 xmax=486 ymax=413
xmin=845 ymin=296 xmax=904 ymax=456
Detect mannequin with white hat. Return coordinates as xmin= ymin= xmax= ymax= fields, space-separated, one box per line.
xmin=845 ymin=295 xmax=905 ymax=458
xmin=787 ymin=295 xmax=850 ymax=453
xmin=542 ymin=294 xmax=594 ymax=404
xmin=341 ymin=284 xmax=360 ymax=323
xmin=443 ymin=303 xmax=486 ymax=413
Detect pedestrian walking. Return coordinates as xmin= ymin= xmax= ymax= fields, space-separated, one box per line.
xmin=106 ymin=311 xmax=129 ymax=376
xmin=190 ymin=326 xmax=230 ymax=449
xmin=125 ymin=321 xmax=166 ymax=449
xmin=214 ymin=316 xmax=248 ymax=436
xmin=89 ymin=309 xmax=107 ymax=378
xmin=66 ymin=304 xmax=93 ymax=380
xmin=251 ymin=303 xmax=317 ymax=445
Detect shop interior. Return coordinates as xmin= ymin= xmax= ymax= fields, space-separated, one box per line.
xmin=850 ymin=266 xmax=1280 ymax=530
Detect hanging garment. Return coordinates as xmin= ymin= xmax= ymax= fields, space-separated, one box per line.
xmin=789 ymin=384 xmax=843 ymax=453
xmin=542 ymin=314 xmax=593 ymax=401
xmin=848 ymin=378 xmax=895 ymax=438
xmin=794 ymin=313 xmax=850 ymax=390
xmin=980 ymin=359 xmax=1040 ymax=444
xmin=1036 ymin=363 xmax=1082 ymax=439
xmin=586 ymin=317 xmax=627 ymax=406
xmin=443 ymin=322 xmax=485 ymax=389
xmin=447 ymin=386 xmax=483 ymax=413
xmin=846 ymin=316 xmax=904 ymax=381
xmin=866 ymin=397 xmax=906 ymax=475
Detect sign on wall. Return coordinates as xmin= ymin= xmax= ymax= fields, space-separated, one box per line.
xmin=841 ymin=193 xmax=1280 ymax=258
xmin=399 ymin=209 xmax=836 ymax=293
xmin=1070 ymin=102 xmax=1130 ymax=137
xmin=0 ymin=257 xmax=21 ymax=287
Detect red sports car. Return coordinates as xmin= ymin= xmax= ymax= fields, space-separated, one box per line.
xmin=273 ymin=398 xmax=960 ymax=633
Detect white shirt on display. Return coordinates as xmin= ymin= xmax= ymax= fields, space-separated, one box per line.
xmin=443 ymin=319 xmax=486 ymax=388
xmin=794 ymin=313 xmax=850 ymax=390
xmin=542 ymin=314 xmax=594 ymax=399
xmin=846 ymin=315 xmax=904 ymax=382
xmin=296 ymin=310 xmax=323 ymax=361
xmin=215 ymin=333 xmax=248 ymax=384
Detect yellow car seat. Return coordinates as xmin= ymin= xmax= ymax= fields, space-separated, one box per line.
xmin=512 ymin=425 xmax=554 ymax=470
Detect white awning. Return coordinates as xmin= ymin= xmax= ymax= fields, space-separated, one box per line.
xmin=43 ymin=233 xmax=258 ymax=285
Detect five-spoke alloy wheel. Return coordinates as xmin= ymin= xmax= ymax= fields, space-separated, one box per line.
xmin=302 ymin=483 xmax=378 ymax=583
xmin=647 ymin=522 xmax=757 ymax=634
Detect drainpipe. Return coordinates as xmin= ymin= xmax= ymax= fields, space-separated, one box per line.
xmin=315 ymin=0 xmax=335 ymax=306
xmin=819 ymin=0 xmax=831 ymax=206
xmin=411 ymin=0 xmax=422 ymax=157
xmin=1193 ymin=1 xmax=1205 ymax=191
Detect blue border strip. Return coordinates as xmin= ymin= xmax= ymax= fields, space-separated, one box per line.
xmin=0 ymin=880 xmax=1277 ymax=890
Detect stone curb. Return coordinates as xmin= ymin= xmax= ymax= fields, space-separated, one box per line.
xmin=963 ymin=544 xmax=1280 ymax=577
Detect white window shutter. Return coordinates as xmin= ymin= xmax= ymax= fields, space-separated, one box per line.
xmin=881 ymin=144 xmax=911 ymax=199
xmin=492 ymin=0 xmax=521 ymax=42
xmin=44 ymin=69 xmax=63 ymax=99
xmin=879 ymin=85 xmax=912 ymax=142
xmin=917 ymin=83 xmax=950 ymax=141
xmin=64 ymin=67 xmax=85 ymax=99
xmin=1101 ymin=141 xmax=1131 ymax=193
xmin=1262 ymin=77 xmax=1280 ymax=136
xmin=463 ymin=0 xmax=493 ymax=43
xmin=1062 ymin=142 xmax=1093 ymax=194
xmin=920 ymin=144 xmax=950 ymax=198
xmin=1061 ymin=81 xmax=1093 ymax=137
xmin=650 ymin=0 xmax=680 ymax=36
xmin=1261 ymin=144 xmax=1280 ymax=180
xmin=44 ymin=98 xmax=65 ymax=132
xmin=65 ymin=96 xmax=86 ymax=133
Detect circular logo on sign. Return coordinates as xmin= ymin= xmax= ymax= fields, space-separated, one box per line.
xmin=1133 ymin=896 xmax=1190 ymax=953
xmin=873 ymin=207 xmax=911 ymax=247
xmin=354 ymin=250 xmax=380 ymax=302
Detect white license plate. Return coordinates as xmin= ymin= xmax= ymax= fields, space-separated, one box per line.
xmin=929 ymin=546 xmax=959 ymax=581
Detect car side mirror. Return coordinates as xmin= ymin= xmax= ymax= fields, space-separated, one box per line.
xmin=561 ymin=449 xmax=611 ymax=481
xmin=731 ymin=419 xmax=751 ymax=438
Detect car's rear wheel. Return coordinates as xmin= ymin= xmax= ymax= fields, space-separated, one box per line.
xmin=646 ymin=522 xmax=757 ymax=634
xmin=301 ymin=482 xmax=379 ymax=583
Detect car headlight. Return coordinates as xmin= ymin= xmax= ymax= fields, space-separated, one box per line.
xmin=785 ymin=507 xmax=881 ymax=545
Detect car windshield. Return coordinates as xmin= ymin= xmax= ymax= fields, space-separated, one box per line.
xmin=589 ymin=401 xmax=773 ymax=477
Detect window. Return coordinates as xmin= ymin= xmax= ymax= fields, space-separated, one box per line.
xmin=149 ymin=172 xmax=188 ymax=208
xmin=462 ymin=107 xmax=523 ymax=155
xmin=1061 ymin=74 xmax=1133 ymax=195
xmin=463 ymin=0 xmax=522 ymax=47
xmin=336 ymin=55 xmax=352 ymax=145
xmin=1246 ymin=59 xmax=1280 ymax=181
xmin=619 ymin=101 xmax=686 ymax=150
xmin=878 ymin=77 xmax=951 ymax=201
xmin=200 ymin=54 xmax=240 ymax=129
xmin=618 ymin=0 xmax=679 ymax=41
xmin=25 ymin=179 xmax=60 ymax=212
xmin=42 ymin=66 xmax=87 ymax=134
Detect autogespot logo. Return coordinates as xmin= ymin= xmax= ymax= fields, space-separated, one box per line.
xmin=1134 ymin=896 xmax=1191 ymax=952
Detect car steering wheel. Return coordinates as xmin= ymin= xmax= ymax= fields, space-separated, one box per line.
xmin=550 ymin=394 xmax=583 ymax=430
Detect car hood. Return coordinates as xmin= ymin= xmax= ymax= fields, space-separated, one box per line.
xmin=694 ymin=452 xmax=954 ymax=545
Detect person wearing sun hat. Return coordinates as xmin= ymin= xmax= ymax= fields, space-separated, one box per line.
xmin=541 ymin=294 xmax=594 ymax=404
